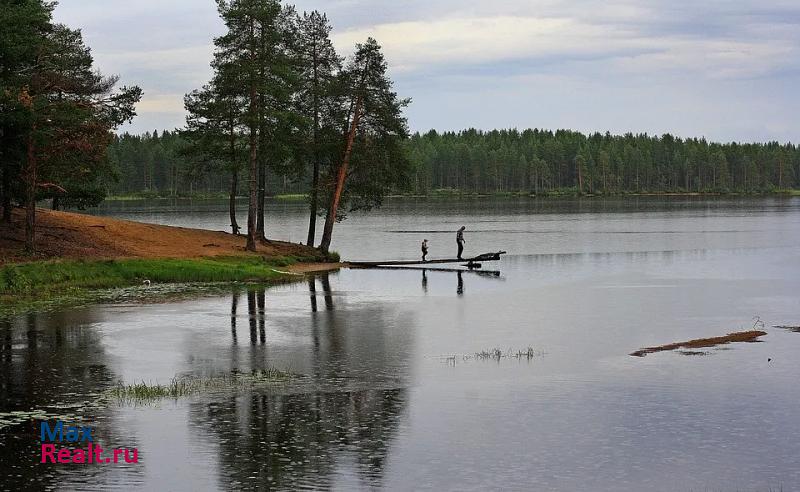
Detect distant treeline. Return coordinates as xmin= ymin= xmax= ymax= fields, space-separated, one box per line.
xmin=107 ymin=130 xmax=305 ymax=197
xmin=107 ymin=128 xmax=799 ymax=197
xmin=409 ymin=129 xmax=799 ymax=194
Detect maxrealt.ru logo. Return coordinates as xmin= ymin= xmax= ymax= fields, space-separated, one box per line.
xmin=40 ymin=421 xmax=139 ymax=464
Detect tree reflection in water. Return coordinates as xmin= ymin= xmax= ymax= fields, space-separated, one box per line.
xmin=197 ymin=273 xmax=411 ymax=490
xmin=0 ymin=309 xmax=138 ymax=491
xmin=190 ymin=387 xmax=407 ymax=490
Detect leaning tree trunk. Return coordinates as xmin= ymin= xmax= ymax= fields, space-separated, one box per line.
xmin=319 ymin=95 xmax=363 ymax=253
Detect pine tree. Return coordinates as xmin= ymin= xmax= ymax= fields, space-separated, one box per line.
xmin=319 ymin=38 xmax=411 ymax=253
xmin=213 ymin=0 xmax=297 ymax=249
xmin=295 ymin=10 xmax=342 ymax=247
xmin=3 ymin=1 xmax=141 ymax=251
xmin=184 ymin=81 xmax=245 ymax=234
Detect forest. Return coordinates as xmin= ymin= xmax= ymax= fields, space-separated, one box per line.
xmin=107 ymin=127 xmax=799 ymax=198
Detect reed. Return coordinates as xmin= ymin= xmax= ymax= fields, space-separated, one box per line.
xmin=107 ymin=369 xmax=293 ymax=403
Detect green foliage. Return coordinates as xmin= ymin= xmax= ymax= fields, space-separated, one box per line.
xmin=0 ymin=0 xmax=142 ymax=251
xmin=105 ymin=127 xmax=798 ymax=199
xmin=405 ymin=129 xmax=798 ymax=195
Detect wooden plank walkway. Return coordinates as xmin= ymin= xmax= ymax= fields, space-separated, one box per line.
xmin=348 ymin=251 xmax=506 ymax=268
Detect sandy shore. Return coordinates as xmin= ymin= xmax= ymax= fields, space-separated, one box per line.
xmin=0 ymin=207 xmax=342 ymax=272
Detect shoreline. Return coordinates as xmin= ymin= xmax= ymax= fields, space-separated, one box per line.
xmin=101 ymin=189 xmax=800 ymax=202
xmin=0 ymin=208 xmax=342 ymax=314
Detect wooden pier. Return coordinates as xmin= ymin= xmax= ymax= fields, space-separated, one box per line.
xmin=348 ymin=251 xmax=507 ymax=269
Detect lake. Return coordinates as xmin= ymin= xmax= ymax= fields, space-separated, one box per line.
xmin=2 ymin=196 xmax=800 ymax=491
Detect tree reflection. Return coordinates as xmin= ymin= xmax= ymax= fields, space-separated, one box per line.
xmin=194 ymin=276 xmax=412 ymax=490
xmin=190 ymin=387 xmax=407 ymax=490
xmin=0 ymin=308 xmax=132 ymax=491
xmin=231 ymin=290 xmax=239 ymax=345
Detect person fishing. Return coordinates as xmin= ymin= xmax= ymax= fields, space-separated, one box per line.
xmin=421 ymin=239 xmax=429 ymax=262
xmin=456 ymin=226 xmax=466 ymax=260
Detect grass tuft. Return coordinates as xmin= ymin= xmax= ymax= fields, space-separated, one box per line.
xmin=107 ymin=369 xmax=293 ymax=403
xmin=474 ymin=347 xmax=545 ymax=361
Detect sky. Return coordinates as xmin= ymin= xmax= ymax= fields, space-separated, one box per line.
xmin=53 ymin=0 xmax=800 ymax=143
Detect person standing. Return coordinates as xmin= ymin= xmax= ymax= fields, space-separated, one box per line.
xmin=421 ymin=239 xmax=429 ymax=262
xmin=456 ymin=226 xmax=466 ymax=260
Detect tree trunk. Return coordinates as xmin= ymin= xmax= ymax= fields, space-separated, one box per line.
xmin=1 ymin=162 xmax=12 ymax=223
xmin=24 ymin=134 xmax=37 ymax=252
xmin=51 ymin=196 xmax=60 ymax=211
xmin=229 ymin=168 xmax=239 ymax=235
xmin=256 ymin=122 xmax=266 ymax=240
xmin=245 ymin=16 xmax=258 ymax=253
xmin=246 ymin=84 xmax=258 ymax=252
xmin=306 ymin=46 xmax=321 ymax=247
xmin=319 ymin=95 xmax=363 ymax=253
xmin=228 ymin=112 xmax=239 ymax=235
xmin=256 ymin=89 xmax=267 ymax=241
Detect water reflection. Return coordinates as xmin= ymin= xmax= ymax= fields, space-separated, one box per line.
xmin=0 ymin=310 xmax=139 ymax=492
xmin=191 ymin=388 xmax=407 ymax=490
xmin=190 ymin=277 xmax=411 ymax=489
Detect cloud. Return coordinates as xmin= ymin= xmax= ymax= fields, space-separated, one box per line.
xmin=52 ymin=0 xmax=800 ymax=140
xmin=333 ymin=13 xmax=799 ymax=80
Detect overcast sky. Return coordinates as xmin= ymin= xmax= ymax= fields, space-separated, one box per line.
xmin=53 ymin=0 xmax=799 ymax=143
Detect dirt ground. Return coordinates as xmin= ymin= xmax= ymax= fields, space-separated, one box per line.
xmin=0 ymin=207 xmax=334 ymax=271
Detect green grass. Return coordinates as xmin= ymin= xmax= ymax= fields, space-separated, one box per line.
xmin=273 ymin=193 xmax=308 ymax=201
xmin=0 ymin=255 xmax=336 ymax=314
xmin=107 ymin=369 xmax=293 ymax=403
xmin=0 ymin=256 xmax=295 ymax=295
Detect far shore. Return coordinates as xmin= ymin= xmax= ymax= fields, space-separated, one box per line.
xmin=101 ymin=189 xmax=800 ymax=202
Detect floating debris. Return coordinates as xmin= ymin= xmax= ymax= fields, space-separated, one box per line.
xmin=630 ymin=330 xmax=767 ymax=357
xmin=774 ymin=325 xmax=800 ymax=333
xmin=0 ymin=409 xmax=85 ymax=431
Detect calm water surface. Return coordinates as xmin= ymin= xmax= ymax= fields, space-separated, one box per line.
xmin=2 ymin=197 xmax=800 ymax=491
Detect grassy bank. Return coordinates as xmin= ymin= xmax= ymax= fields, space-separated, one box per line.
xmin=0 ymin=255 xmax=323 ymax=314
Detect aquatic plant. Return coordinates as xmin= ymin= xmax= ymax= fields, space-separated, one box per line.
xmin=442 ymin=347 xmax=546 ymax=364
xmin=106 ymin=368 xmax=293 ymax=403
